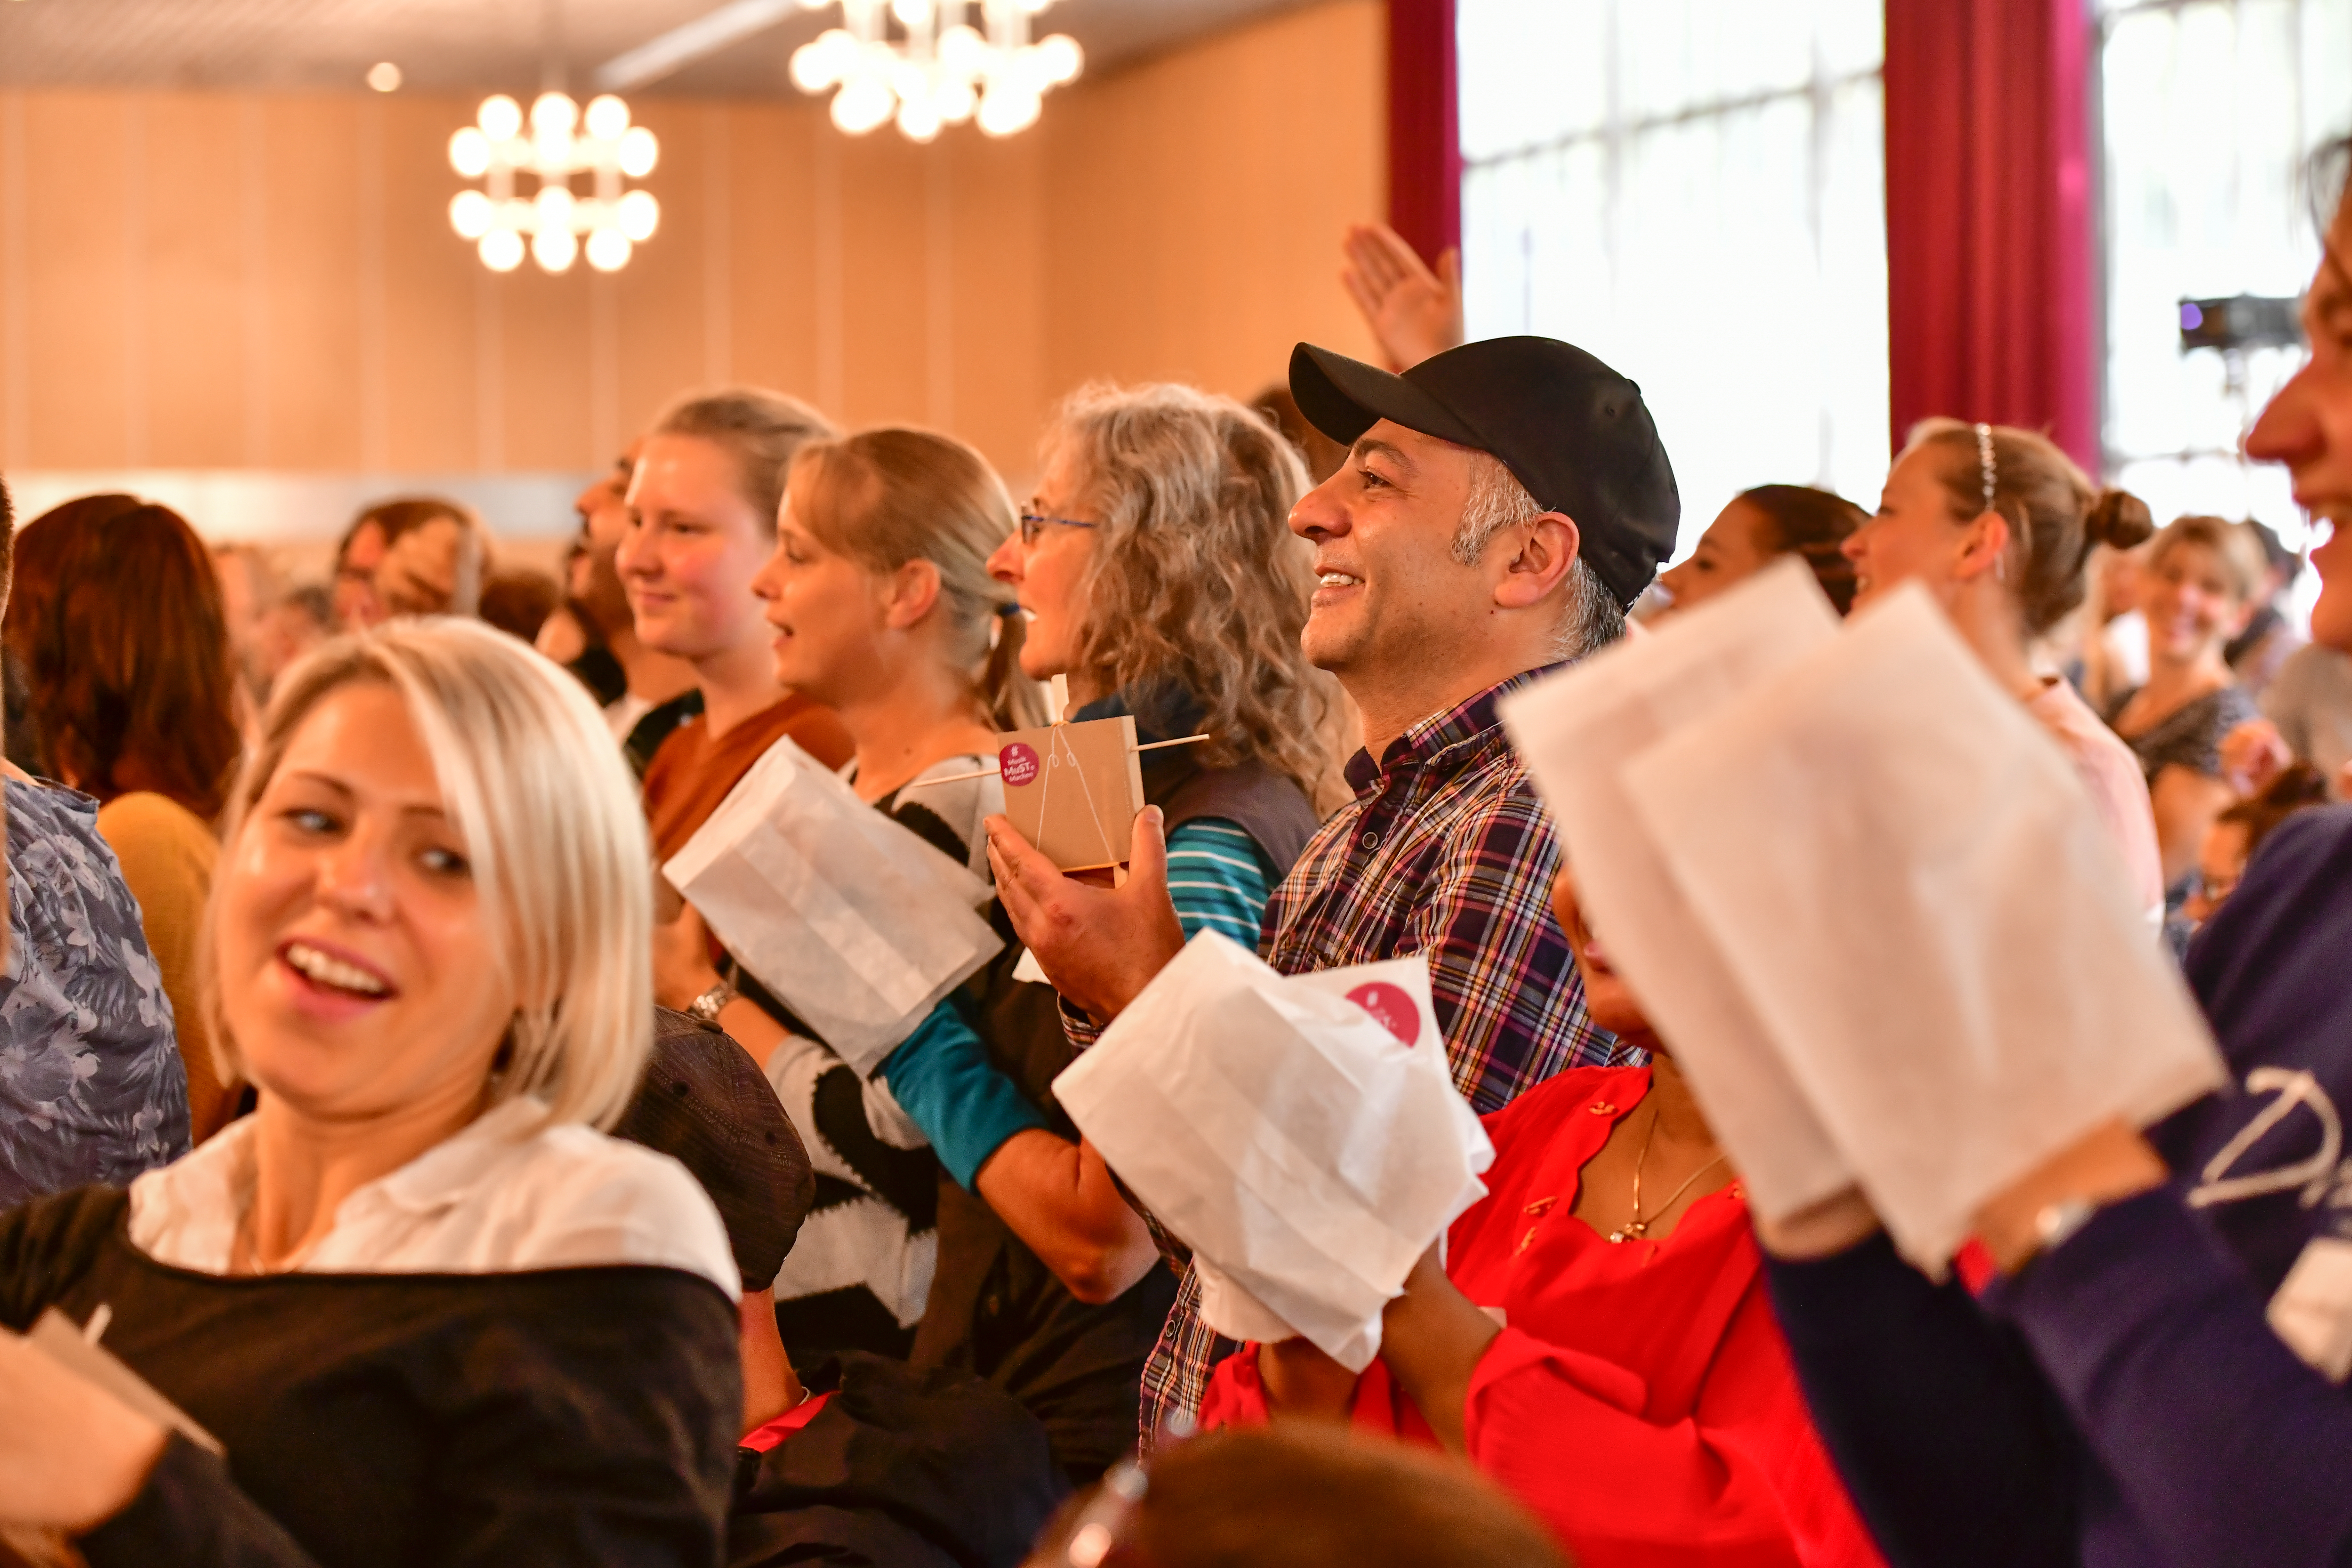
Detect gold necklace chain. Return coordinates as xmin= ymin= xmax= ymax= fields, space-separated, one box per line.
xmin=1607 ymin=1105 xmax=1729 ymax=1244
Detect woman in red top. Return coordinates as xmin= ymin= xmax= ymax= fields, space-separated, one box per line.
xmin=1198 ymin=870 xmax=1883 ymax=1568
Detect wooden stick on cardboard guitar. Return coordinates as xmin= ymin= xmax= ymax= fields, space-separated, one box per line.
xmin=908 ymin=717 xmax=1208 ymax=874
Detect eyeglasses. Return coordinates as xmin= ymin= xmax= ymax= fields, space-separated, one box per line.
xmin=1019 ymin=510 xmax=1099 ymax=547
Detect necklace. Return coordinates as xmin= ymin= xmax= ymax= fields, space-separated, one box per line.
xmin=1607 ymin=1106 xmax=1730 ymax=1244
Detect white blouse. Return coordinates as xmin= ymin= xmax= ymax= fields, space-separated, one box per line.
xmin=126 ymin=1096 xmax=741 ymax=1296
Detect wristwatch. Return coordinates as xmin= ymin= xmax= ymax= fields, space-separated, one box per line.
xmin=686 ymin=978 xmax=739 ymax=1027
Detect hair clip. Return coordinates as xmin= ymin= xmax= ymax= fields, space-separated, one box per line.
xmin=1975 ymin=422 xmax=1998 ymax=516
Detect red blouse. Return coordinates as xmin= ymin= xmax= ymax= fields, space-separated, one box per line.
xmin=1199 ymin=1065 xmax=1884 ymax=1568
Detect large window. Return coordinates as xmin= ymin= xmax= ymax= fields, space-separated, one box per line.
xmin=1457 ymin=0 xmax=1890 ymax=559
xmin=2100 ymin=0 xmax=2352 ymax=561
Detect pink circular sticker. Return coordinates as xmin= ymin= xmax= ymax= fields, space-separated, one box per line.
xmin=1346 ymin=981 xmax=1421 ymax=1047
xmin=999 ymin=742 xmax=1041 ymax=787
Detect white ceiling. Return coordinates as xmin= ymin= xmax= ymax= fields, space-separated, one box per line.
xmin=0 ymin=0 xmax=1316 ymax=97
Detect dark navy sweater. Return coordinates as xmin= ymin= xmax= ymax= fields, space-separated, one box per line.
xmin=1767 ymin=804 xmax=2352 ymax=1568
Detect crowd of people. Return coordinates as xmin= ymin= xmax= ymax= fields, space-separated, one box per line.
xmin=0 ymin=134 xmax=2342 ymax=1568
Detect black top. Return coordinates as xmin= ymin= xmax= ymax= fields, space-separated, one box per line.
xmin=729 ymin=1352 xmax=1068 ymax=1568
xmin=626 ymin=689 xmax=706 ymax=781
xmin=0 ymin=1186 xmax=741 ymax=1568
xmin=2105 ymin=683 xmax=2260 ymax=786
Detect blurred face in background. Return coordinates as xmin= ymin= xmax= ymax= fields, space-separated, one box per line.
xmin=254 ymin=597 xmax=332 ymax=694
xmin=2182 ymin=818 xmax=2252 ymax=927
xmin=2139 ymin=541 xmax=2252 ymax=666
xmin=1657 ymin=497 xmax=1773 ymax=615
xmin=2248 ymin=176 xmax=2352 ymax=651
xmin=214 ymin=546 xmax=277 ymax=701
xmin=570 ymin=441 xmax=643 ymax=638
xmin=335 ymin=520 xmax=389 ymax=630
xmin=617 ymin=434 xmax=775 ymax=666
xmin=2097 ymin=543 xmax=2148 ymax=624
xmin=374 ymin=518 xmax=469 ymax=619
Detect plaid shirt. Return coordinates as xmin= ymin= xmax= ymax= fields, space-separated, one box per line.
xmin=1132 ymin=668 xmax=1629 ymax=1447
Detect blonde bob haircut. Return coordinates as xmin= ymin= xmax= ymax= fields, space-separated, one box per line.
xmin=203 ymin=618 xmax=654 ymax=1129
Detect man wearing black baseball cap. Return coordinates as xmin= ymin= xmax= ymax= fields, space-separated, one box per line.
xmin=1287 ymin=333 xmax=1678 ymax=658
xmin=990 ymin=333 xmax=1680 ymax=1440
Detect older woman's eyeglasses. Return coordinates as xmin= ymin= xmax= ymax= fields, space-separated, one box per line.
xmin=1019 ymin=510 xmax=1099 ymax=547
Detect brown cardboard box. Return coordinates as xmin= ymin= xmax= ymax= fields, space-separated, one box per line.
xmin=995 ymin=717 xmax=1146 ymax=873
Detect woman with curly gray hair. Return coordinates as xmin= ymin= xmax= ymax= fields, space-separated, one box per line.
xmin=991 ymin=381 xmax=1335 ymax=851
xmin=1001 ymin=382 xmax=1336 ymax=806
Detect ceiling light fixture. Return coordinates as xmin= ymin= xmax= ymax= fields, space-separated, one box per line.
xmin=366 ymin=62 xmax=403 ymax=92
xmin=789 ymin=0 xmax=1082 ymax=142
xmin=447 ymin=92 xmax=659 ymax=274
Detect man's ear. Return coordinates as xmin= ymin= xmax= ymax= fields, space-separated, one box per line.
xmin=1491 ymin=512 xmax=1582 ymax=610
xmin=883 ymin=558 xmax=944 ymax=630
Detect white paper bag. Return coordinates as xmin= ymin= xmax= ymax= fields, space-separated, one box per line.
xmin=1625 ymin=586 xmax=2226 ymax=1267
xmin=1054 ymin=934 xmax=1491 ymax=1370
xmin=1500 ymin=559 xmax=1857 ymax=1222
xmin=665 ymin=738 xmax=1004 ymax=1076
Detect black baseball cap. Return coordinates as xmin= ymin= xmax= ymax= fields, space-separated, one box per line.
xmin=1289 ymin=336 xmax=1680 ymax=610
xmin=615 ymin=1007 xmax=816 ymax=1290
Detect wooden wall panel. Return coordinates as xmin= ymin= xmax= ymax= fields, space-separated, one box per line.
xmin=0 ymin=1 xmax=1384 ymax=536
xmin=612 ymin=102 xmax=715 ymax=442
xmin=497 ymin=260 xmax=594 ymax=475
xmin=259 ymin=97 xmax=365 ymax=469
xmin=834 ymin=129 xmax=931 ymax=434
xmin=378 ymin=94 xmax=482 ymax=473
xmin=723 ymin=104 xmax=824 ymax=417
xmin=23 ymin=94 xmax=132 ymax=469
xmin=143 ymin=96 xmax=246 ymax=468
xmin=945 ymin=128 xmax=1048 ymax=485
xmin=1042 ymin=0 xmax=1386 ymax=404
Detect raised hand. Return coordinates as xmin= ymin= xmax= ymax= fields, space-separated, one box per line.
xmin=1340 ymin=222 xmax=1466 ymax=372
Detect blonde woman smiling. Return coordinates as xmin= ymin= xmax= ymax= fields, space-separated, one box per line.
xmin=0 ymin=620 xmax=742 ymax=1566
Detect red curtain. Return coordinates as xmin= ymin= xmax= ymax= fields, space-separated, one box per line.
xmin=1387 ymin=0 xmax=1461 ymax=264
xmin=1884 ymin=0 xmax=2098 ymax=470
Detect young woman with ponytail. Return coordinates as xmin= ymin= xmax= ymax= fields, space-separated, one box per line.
xmin=648 ymin=427 xmax=1046 ymax=1371
xmin=1841 ymin=419 xmax=2166 ymax=921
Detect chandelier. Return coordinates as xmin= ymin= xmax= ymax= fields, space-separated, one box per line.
xmin=789 ymin=1 xmax=1083 ymax=142
xmin=447 ymin=93 xmax=661 ymax=274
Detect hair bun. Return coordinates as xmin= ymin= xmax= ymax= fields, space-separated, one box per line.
xmin=2087 ymin=487 xmax=2154 ymax=550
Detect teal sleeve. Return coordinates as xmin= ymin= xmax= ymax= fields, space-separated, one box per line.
xmin=1162 ymin=818 xmax=1274 ymax=948
xmin=876 ymin=1000 xmax=1051 ymax=1190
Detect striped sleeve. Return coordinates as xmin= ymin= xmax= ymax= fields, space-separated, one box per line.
xmin=1054 ymin=819 xmax=1275 ymax=1056
xmin=1162 ymin=818 xmax=1273 ymax=946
